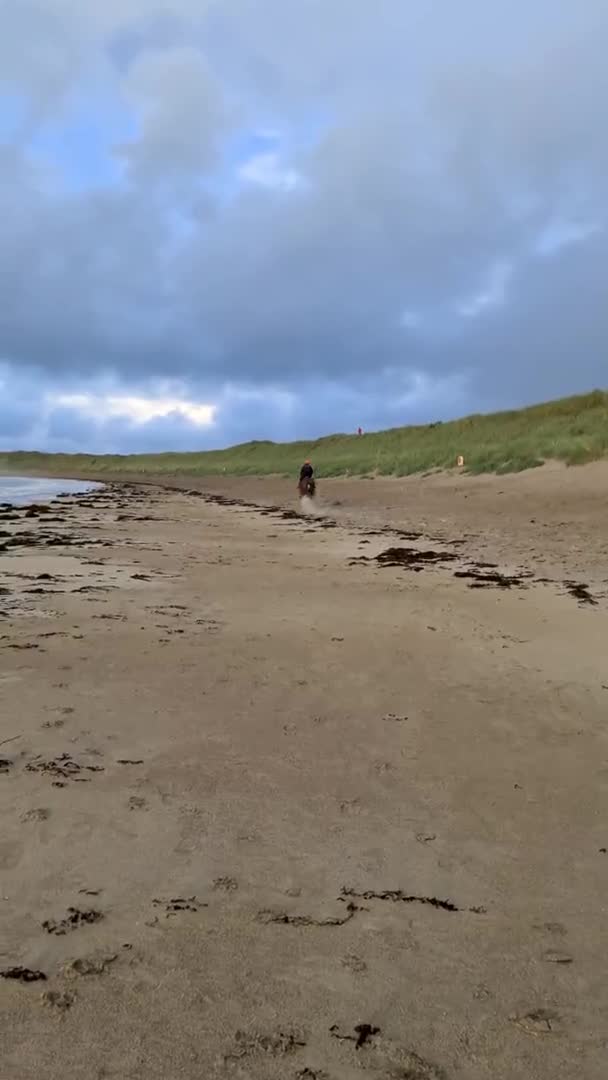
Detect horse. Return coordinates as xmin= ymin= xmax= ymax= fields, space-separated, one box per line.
xmin=298 ymin=475 xmax=316 ymax=499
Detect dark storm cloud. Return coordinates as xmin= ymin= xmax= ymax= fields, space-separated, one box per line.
xmin=1 ymin=1 xmax=607 ymax=450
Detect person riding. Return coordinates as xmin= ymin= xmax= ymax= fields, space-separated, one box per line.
xmin=298 ymin=459 xmax=315 ymax=498
xmin=299 ymin=459 xmax=314 ymax=483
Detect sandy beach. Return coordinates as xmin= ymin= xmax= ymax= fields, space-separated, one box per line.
xmin=1 ymin=470 xmax=607 ymax=1079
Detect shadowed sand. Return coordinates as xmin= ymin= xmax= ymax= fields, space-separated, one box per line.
xmin=1 ymin=471 xmax=607 ymax=1079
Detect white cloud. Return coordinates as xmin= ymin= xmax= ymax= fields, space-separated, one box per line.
xmin=534 ymin=219 xmax=602 ymax=258
xmin=238 ymin=151 xmax=301 ymax=192
xmin=50 ymin=392 xmax=216 ymax=426
xmin=457 ymin=261 xmax=513 ymax=319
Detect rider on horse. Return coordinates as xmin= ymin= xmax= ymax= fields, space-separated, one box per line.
xmin=298 ymin=459 xmax=315 ymax=497
xmin=299 ymin=459 xmax=313 ymax=483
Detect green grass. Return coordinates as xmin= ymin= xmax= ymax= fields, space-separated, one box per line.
xmin=3 ymin=390 xmax=608 ymax=480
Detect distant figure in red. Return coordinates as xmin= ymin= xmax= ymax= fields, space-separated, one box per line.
xmin=357 ymin=426 xmax=363 ymax=436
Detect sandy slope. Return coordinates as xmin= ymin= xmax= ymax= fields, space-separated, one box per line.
xmin=1 ymin=475 xmax=607 ymax=1079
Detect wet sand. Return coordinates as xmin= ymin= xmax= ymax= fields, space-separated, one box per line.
xmin=1 ymin=472 xmax=607 ymax=1079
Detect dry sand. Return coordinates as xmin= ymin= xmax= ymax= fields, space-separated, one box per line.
xmin=1 ymin=469 xmax=607 ymax=1079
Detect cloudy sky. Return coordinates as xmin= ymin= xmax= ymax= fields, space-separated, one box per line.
xmin=1 ymin=1 xmax=606 ymax=453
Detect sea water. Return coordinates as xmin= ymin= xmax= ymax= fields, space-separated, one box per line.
xmin=0 ymin=476 xmax=102 ymax=507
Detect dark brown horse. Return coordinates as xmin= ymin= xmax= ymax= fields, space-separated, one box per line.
xmin=298 ymin=475 xmax=316 ymax=499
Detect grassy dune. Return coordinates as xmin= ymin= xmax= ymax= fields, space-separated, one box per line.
xmin=2 ymin=390 xmax=608 ymax=479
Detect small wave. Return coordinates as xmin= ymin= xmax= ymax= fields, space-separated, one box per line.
xmin=0 ymin=477 xmax=102 ymax=507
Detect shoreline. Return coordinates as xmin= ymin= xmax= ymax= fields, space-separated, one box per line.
xmin=0 ymin=476 xmax=104 ymax=508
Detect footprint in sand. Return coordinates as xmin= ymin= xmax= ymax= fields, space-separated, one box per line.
xmin=511 ymin=1008 xmax=561 ymax=1035
xmin=213 ymin=876 xmax=238 ymax=893
xmin=21 ymin=808 xmax=50 ymax=823
xmin=224 ymin=1028 xmax=306 ymax=1063
xmin=42 ymin=989 xmax=76 ymax=1013
xmin=372 ymin=760 xmax=394 ymax=775
xmin=63 ymin=953 xmax=117 ymax=978
xmin=341 ymin=953 xmax=368 ymax=974
xmin=152 ymin=896 xmax=207 ymax=917
xmin=128 ymin=795 xmax=148 ymax=811
xmin=0 ymin=839 xmax=24 ymax=870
